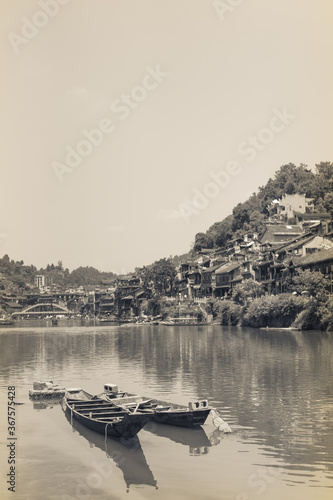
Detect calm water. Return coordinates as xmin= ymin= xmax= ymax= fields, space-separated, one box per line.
xmin=0 ymin=323 xmax=333 ymax=500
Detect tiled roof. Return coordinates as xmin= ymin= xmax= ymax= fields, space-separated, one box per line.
xmin=275 ymin=235 xmax=315 ymax=253
xmin=201 ymin=263 xmax=226 ymax=274
xmin=293 ymin=211 xmax=331 ymax=219
xmin=298 ymin=247 xmax=333 ymax=267
xmin=215 ymin=262 xmax=241 ymax=274
xmin=271 ymin=225 xmax=303 ymax=234
xmin=262 ymin=224 xmax=303 ymax=234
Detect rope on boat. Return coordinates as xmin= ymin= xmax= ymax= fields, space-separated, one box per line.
xmin=93 ymin=392 xmax=105 ymax=399
xmin=105 ymin=420 xmax=128 ymax=441
xmin=70 ymin=405 xmax=73 ymax=428
xmin=105 ymin=422 xmax=112 ymax=444
xmin=210 ymin=408 xmax=232 ymax=433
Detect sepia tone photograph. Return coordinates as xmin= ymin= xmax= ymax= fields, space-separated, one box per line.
xmin=1 ymin=1 xmax=333 ymax=499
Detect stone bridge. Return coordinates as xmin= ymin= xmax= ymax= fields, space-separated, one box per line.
xmin=12 ymin=301 xmax=71 ymax=318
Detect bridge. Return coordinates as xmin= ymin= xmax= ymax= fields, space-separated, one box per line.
xmin=12 ymin=301 xmax=71 ymax=318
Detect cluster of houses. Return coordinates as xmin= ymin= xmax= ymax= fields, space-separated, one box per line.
xmin=176 ymin=194 xmax=333 ymax=299
xmin=2 ymin=194 xmax=333 ymax=319
xmin=0 ymin=274 xmax=154 ymax=319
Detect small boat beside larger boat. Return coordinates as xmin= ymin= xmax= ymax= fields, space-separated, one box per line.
xmin=63 ymin=388 xmax=154 ymax=439
xmin=101 ymin=384 xmax=212 ymax=428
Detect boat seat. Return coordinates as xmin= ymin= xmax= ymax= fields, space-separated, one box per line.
xmin=139 ymin=401 xmax=158 ymax=408
xmin=82 ymin=411 xmax=128 ymax=417
xmin=95 ymin=417 xmax=123 ymax=422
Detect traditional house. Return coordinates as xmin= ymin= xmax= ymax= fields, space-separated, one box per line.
xmin=274 ymin=234 xmax=333 ymax=260
xmin=224 ymin=237 xmax=244 ymax=257
xmin=293 ymin=211 xmax=332 ymax=234
xmin=254 ymin=253 xmax=274 ymax=292
xmin=214 ymin=262 xmax=242 ymax=297
xmin=0 ymin=297 xmax=24 ymax=315
xmin=297 ymin=247 xmax=333 ymax=276
xmin=268 ymin=193 xmax=315 ymax=221
xmin=98 ymin=294 xmax=115 ymax=316
xmin=260 ymin=224 xmax=304 ymax=246
xmin=114 ymin=275 xmax=142 ymax=317
xmin=186 ymin=262 xmax=202 ymax=299
xmin=241 ymin=260 xmax=257 ymax=281
xmin=175 ymin=253 xmax=211 ymax=299
xmin=210 ymin=247 xmax=229 ymax=264
xmin=201 ymin=262 xmax=226 ymax=297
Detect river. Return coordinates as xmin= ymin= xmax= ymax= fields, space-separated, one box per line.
xmin=0 ymin=323 xmax=332 ymax=500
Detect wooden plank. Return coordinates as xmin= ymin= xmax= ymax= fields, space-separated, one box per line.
xmin=72 ymin=405 xmax=120 ymax=411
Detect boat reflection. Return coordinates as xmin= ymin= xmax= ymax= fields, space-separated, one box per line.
xmin=64 ymin=408 xmax=157 ymax=492
xmin=33 ymin=400 xmax=60 ymax=410
xmin=145 ymin=421 xmax=224 ymax=456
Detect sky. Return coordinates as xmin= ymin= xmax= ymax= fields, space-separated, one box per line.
xmin=1 ymin=0 xmax=333 ymax=274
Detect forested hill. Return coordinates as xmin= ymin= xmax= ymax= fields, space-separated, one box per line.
xmin=193 ymin=162 xmax=333 ymax=252
xmin=0 ymin=256 xmax=117 ymax=295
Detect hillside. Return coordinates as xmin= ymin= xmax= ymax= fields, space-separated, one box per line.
xmin=0 ymin=257 xmax=117 ymax=296
xmin=1 ymin=162 xmax=332 ymax=298
xmin=193 ymin=162 xmax=333 ymax=252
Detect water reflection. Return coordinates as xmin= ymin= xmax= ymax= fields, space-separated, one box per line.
xmin=29 ymin=398 xmax=157 ymax=493
xmin=145 ymin=421 xmax=224 ymax=455
xmin=33 ymin=400 xmax=60 ymax=411
xmin=60 ymin=401 xmax=157 ymax=492
xmin=112 ymin=326 xmax=333 ymax=478
xmin=1 ymin=323 xmax=333 ymax=488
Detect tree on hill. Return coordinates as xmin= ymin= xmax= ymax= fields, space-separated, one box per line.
xmin=68 ymin=266 xmax=116 ymax=287
xmin=193 ymin=233 xmax=214 ymax=252
xmin=193 ymin=162 xmax=332 ymax=252
xmin=0 ymin=255 xmax=37 ymax=294
xmin=138 ymin=258 xmax=176 ymax=296
xmin=323 ymin=192 xmax=333 ymax=218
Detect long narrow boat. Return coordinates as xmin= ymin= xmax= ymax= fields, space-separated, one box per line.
xmin=101 ymin=384 xmax=212 ymax=428
xmin=63 ymin=388 xmax=153 ymax=439
xmin=159 ymin=320 xmax=210 ymax=326
xmin=63 ymin=410 xmax=158 ymax=492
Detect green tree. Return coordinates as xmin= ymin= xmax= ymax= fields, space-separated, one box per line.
xmin=288 ymin=269 xmax=330 ymax=298
xmin=232 ymin=280 xmax=264 ymax=305
xmin=193 ymin=232 xmax=214 ymax=252
xmin=144 ymin=258 xmax=176 ymax=296
xmin=323 ymin=192 xmax=333 ymax=218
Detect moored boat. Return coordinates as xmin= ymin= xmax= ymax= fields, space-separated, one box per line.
xmin=160 ymin=318 xmax=209 ymax=326
xmin=63 ymin=388 xmax=153 ymax=439
xmin=63 ymin=410 xmax=158 ymax=492
xmin=101 ymin=384 xmax=212 ymax=427
xmin=0 ymin=317 xmax=14 ymax=325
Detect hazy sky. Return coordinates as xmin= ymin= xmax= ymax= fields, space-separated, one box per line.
xmin=1 ymin=0 xmax=333 ymax=273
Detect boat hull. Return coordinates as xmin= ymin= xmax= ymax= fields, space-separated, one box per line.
xmin=104 ymin=393 xmax=211 ymax=428
xmin=64 ymin=396 xmax=153 ymax=439
xmin=159 ymin=321 xmax=209 ymax=326
xmin=152 ymin=408 xmax=211 ymax=427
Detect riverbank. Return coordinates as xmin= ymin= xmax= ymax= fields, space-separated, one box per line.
xmin=204 ymin=294 xmax=333 ymax=331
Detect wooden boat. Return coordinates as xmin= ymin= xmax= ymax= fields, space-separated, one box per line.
xmin=0 ymin=318 xmax=14 ymax=325
xmin=160 ymin=319 xmax=209 ymax=326
xmin=63 ymin=409 xmax=157 ymax=492
xmin=63 ymin=388 xmax=153 ymax=439
xmin=101 ymin=384 xmax=211 ymax=428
